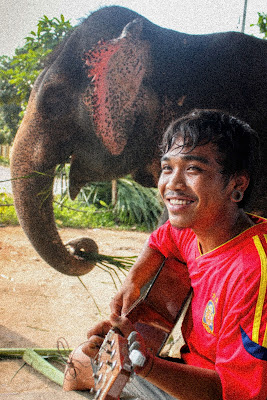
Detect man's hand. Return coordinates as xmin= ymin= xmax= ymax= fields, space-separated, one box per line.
xmin=82 ymin=320 xmax=112 ymax=358
xmin=110 ymin=281 xmax=141 ymax=316
xmin=110 ymin=241 xmax=165 ymax=316
xmin=110 ymin=314 xmax=153 ymax=375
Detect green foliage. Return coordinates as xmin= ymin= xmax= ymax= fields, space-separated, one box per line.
xmin=251 ymin=12 xmax=267 ymax=39
xmin=0 ymin=156 xmax=10 ymax=166
xmin=0 ymin=193 xmax=18 ymax=225
xmin=78 ymin=178 xmax=163 ymax=230
xmin=0 ymin=57 xmax=22 ymax=143
xmin=53 ymin=197 xmax=116 ymax=229
xmin=0 ymin=15 xmax=73 ymax=143
xmin=24 ymin=15 xmax=73 ymax=53
xmin=0 ymin=192 xmax=117 ymax=228
xmin=8 ymin=15 xmax=73 ymax=104
xmin=0 ymin=176 xmax=162 ymax=231
xmin=78 ymin=181 xmax=112 ymax=208
xmin=113 ymin=178 xmax=162 ymax=230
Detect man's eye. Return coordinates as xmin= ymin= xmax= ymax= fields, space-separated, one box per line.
xmin=161 ymin=165 xmax=172 ymax=172
xmin=188 ymin=165 xmax=203 ymax=172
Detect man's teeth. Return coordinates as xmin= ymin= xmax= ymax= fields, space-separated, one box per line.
xmin=169 ymin=199 xmax=192 ymax=205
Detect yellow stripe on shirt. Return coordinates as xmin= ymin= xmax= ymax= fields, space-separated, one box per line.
xmin=263 ymin=235 xmax=267 ymax=348
xmin=252 ymin=235 xmax=267 ymax=344
xmin=263 ymin=325 xmax=267 ymax=348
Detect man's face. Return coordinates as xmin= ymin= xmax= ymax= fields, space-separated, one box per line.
xmin=158 ymin=139 xmax=233 ymax=234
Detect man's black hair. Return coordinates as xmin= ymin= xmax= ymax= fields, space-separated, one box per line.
xmin=161 ymin=109 xmax=260 ymax=208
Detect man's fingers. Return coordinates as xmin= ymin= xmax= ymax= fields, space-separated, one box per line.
xmin=87 ymin=320 xmax=112 ymax=339
xmin=82 ymin=335 xmax=103 ymax=358
xmin=110 ymin=314 xmax=135 ymax=337
xmin=110 ymin=297 xmax=122 ymax=316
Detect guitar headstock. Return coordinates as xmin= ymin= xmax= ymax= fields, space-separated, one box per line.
xmin=91 ymin=329 xmax=132 ymax=400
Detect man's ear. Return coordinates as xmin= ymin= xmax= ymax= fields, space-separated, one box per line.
xmin=233 ymin=172 xmax=250 ymax=193
xmin=229 ymin=172 xmax=250 ymax=203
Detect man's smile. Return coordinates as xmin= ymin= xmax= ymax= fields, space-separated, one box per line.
xmin=164 ymin=191 xmax=197 ymax=208
xmin=169 ymin=198 xmax=194 ymax=206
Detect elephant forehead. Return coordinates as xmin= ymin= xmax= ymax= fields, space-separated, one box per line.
xmin=82 ymin=30 xmax=151 ymax=156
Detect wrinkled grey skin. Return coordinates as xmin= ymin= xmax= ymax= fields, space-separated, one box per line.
xmin=11 ymin=6 xmax=267 ymax=276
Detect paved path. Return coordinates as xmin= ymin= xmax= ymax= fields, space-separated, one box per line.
xmin=0 ymin=166 xmax=12 ymax=193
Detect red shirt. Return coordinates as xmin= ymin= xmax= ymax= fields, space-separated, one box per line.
xmin=149 ymin=214 xmax=267 ymax=400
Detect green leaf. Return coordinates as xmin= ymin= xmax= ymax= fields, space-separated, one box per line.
xmin=0 ymin=14 xmax=74 ymax=143
xmin=99 ymin=200 xmax=109 ymax=208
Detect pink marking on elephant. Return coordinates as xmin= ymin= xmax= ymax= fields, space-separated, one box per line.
xmin=83 ymin=21 xmax=150 ymax=155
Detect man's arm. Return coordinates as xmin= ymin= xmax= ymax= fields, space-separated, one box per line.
xmin=139 ymin=354 xmax=222 ymax=400
xmin=110 ymin=239 xmax=165 ymax=315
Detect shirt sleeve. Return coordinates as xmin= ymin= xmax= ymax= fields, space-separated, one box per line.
xmin=149 ymin=221 xmax=189 ymax=261
xmin=215 ymin=249 xmax=267 ymax=400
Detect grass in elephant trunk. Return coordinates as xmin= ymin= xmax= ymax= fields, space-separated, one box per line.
xmin=67 ymin=251 xmax=137 ymax=315
xmin=74 ymin=250 xmax=136 ymax=290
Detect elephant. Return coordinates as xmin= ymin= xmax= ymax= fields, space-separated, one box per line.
xmin=11 ymin=6 xmax=267 ymax=276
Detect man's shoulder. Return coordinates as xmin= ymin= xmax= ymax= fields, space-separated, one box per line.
xmin=157 ymin=220 xmax=194 ymax=235
xmin=149 ymin=221 xmax=196 ymax=259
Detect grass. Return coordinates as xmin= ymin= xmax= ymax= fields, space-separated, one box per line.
xmin=53 ymin=197 xmax=116 ymax=229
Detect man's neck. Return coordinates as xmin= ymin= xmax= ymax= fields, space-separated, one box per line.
xmin=196 ymin=211 xmax=255 ymax=255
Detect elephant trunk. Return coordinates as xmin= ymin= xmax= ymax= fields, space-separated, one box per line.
xmin=10 ymin=99 xmax=97 ymax=276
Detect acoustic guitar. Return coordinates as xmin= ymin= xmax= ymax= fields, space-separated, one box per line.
xmin=91 ymin=258 xmax=192 ymax=400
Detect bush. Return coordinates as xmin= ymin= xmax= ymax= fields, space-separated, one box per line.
xmin=0 ymin=193 xmax=18 ymax=225
xmin=78 ymin=177 xmax=163 ymax=231
xmin=53 ymin=197 xmax=116 ymax=229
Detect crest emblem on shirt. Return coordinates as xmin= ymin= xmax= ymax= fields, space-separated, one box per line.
xmin=202 ymin=300 xmax=215 ymax=334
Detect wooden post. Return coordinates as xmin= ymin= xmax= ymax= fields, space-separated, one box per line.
xmin=112 ymin=180 xmax=118 ymax=206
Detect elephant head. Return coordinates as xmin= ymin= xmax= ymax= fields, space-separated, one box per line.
xmin=11 ymin=6 xmax=267 ymax=276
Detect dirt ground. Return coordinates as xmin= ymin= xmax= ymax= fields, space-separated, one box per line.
xmin=0 ymin=225 xmax=150 ymax=399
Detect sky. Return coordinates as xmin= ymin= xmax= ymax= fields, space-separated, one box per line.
xmin=0 ymin=0 xmax=265 ymax=57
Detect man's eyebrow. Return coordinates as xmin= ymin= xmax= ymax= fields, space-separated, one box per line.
xmin=161 ymin=154 xmax=210 ymax=164
xmin=182 ymin=154 xmax=210 ymax=164
xmin=161 ymin=155 xmax=170 ymax=162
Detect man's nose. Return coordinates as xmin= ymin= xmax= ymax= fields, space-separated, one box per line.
xmin=166 ymin=168 xmax=186 ymax=190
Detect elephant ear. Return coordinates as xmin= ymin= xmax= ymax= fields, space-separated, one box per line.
xmin=83 ymin=18 xmax=151 ymax=156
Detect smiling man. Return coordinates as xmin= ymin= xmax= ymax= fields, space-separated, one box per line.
xmin=68 ymin=110 xmax=267 ymax=400
xmin=158 ymin=116 xmax=255 ymax=253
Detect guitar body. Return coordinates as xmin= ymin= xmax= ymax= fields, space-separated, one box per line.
xmin=92 ymin=258 xmax=192 ymax=399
